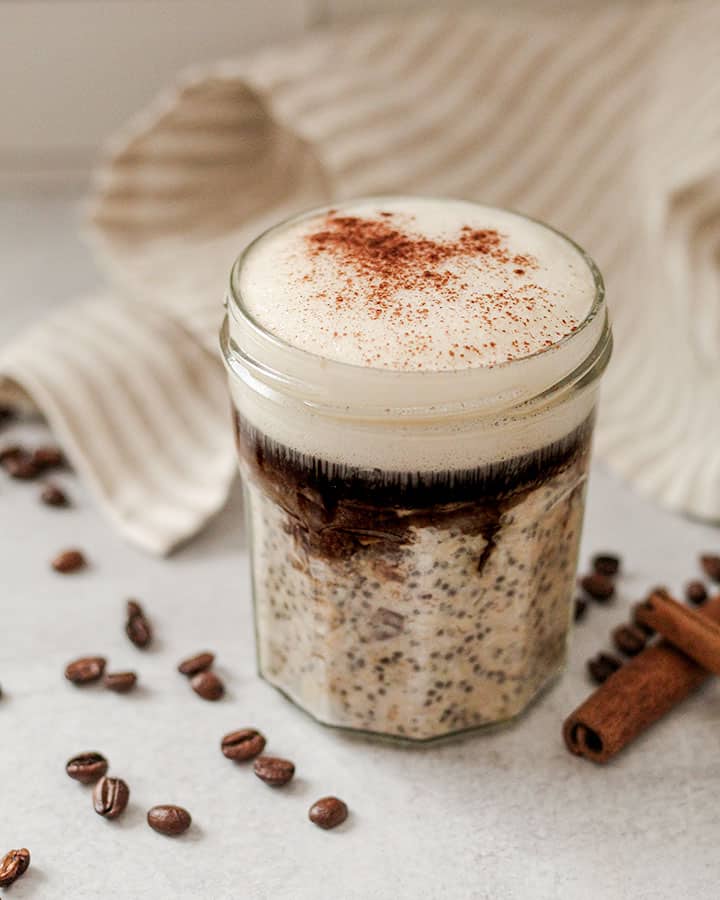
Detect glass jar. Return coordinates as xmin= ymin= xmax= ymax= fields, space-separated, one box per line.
xmin=221 ymin=201 xmax=611 ymax=742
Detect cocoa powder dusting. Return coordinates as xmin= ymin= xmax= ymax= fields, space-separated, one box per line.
xmin=303 ymin=211 xmax=562 ymax=367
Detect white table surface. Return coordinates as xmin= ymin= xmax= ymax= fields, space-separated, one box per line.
xmin=1 ymin=182 xmax=719 ymax=900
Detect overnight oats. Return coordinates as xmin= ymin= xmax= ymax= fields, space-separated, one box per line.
xmin=221 ymin=197 xmax=611 ymax=741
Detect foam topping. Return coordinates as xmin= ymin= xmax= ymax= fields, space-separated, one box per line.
xmin=238 ymin=197 xmax=597 ymax=371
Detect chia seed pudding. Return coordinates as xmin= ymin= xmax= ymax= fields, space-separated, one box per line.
xmin=222 ymin=197 xmax=611 ymax=741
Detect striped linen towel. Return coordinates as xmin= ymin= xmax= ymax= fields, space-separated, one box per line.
xmin=1 ymin=3 xmax=718 ymax=553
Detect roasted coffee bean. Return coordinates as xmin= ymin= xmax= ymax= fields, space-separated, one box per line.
xmin=146 ymin=805 xmax=192 ymax=836
xmin=93 ymin=776 xmax=130 ymax=819
xmin=32 ymin=445 xmax=64 ymax=469
xmin=66 ymin=752 xmax=108 ymax=784
xmin=177 ymin=651 xmax=215 ymax=676
xmin=253 ymin=756 xmax=295 ymax=786
xmin=0 ymin=443 xmax=23 ymax=464
xmin=631 ymin=602 xmax=655 ymax=635
xmin=700 ymin=554 xmax=720 ymax=583
xmin=52 ymin=548 xmax=86 ymax=573
xmin=40 ymin=482 xmax=69 ymax=507
xmin=573 ymin=597 xmax=588 ymax=622
xmin=587 ymin=653 xmax=622 ymax=685
xmin=579 ymin=573 xmax=615 ymax=602
xmin=125 ymin=599 xmax=152 ymax=648
xmin=686 ymin=580 xmax=708 ymax=606
xmin=592 ymin=553 xmax=620 ymax=577
xmin=612 ymin=624 xmax=647 ymax=657
xmin=221 ymin=728 xmax=266 ymax=761
xmin=65 ymin=656 xmax=106 ymax=685
xmin=309 ymin=796 xmax=348 ymax=830
xmin=4 ymin=452 xmax=40 ymax=480
xmin=0 ymin=406 xmax=15 ymax=427
xmin=104 ymin=671 xmax=137 ymax=693
xmin=0 ymin=848 xmax=31 ymax=888
xmin=190 ymin=670 xmax=224 ymax=701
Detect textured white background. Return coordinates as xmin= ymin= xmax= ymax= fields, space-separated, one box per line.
xmin=0 ymin=184 xmax=719 ymax=899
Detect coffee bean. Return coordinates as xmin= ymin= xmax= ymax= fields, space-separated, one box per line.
xmin=573 ymin=597 xmax=588 ymax=622
xmin=104 ymin=671 xmax=137 ymax=693
xmin=146 ymin=805 xmax=192 ymax=836
xmin=612 ymin=624 xmax=647 ymax=657
xmin=221 ymin=728 xmax=266 ymax=761
xmin=700 ymin=554 xmax=720 ymax=584
xmin=65 ymin=656 xmax=106 ymax=685
xmin=0 ymin=848 xmax=31 ymax=888
xmin=631 ymin=602 xmax=655 ymax=635
xmin=40 ymin=482 xmax=69 ymax=507
xmin=579 ymin=573 xmax=615 ymax=602
xmin=191 ymin=670 xmax=224 ymax=701
xmin=587 ymin=653 xmax=622 ymax=685
xmin=32 ymin=445 xmax=64 ymax=470
xmin=309 ymin=797 xmax=348 ymax=830
xmin=0 ymin=443 xmax=24 ymax=463
xmin=125 ymin=599 xmax=152 ymax=648
xmin=253 ymin=756 xmax=295 ymax=786
xmin=4 ymin=452 xmax=40 ymax=480
xmin=686 ymin=580 xmax=708 ymax=606
xmin=178 ymin=651 xmax=215 ymax=676
xmin=66 ymin=752 xmax=108 ymax=784
xmin=93 ymin=776 xmax=130 ymax=819
xmin=592 ymin=553 xmax=620 ymax=577
xmin=52 ymin=549 xmax=86 ymax=573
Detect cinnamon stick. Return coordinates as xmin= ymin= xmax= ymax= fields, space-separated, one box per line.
xmin=563 ymin=594 xmax=720 ymax=763
xmin=634 ymin=590 xmax=720 ymax=675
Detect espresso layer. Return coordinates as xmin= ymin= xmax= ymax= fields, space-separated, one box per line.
xmin=235 ymin=412 xmax=592 ymax=562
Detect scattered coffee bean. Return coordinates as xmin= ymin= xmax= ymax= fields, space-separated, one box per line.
xmin=309 ymin=797 xmax=348 ymax=830
xmin=700 ymin=554 xmax=720 ymax=583
xmin=65 ymin=656 xmax=106 ymax=685
xmin=221 ymin=728 xmax=266 ymax=761
xmin=580 ymin=573 xmax=615 ymax=602
xmin=631 ymin=602 xmax=655 ymax=635
xmin=125 ymin=599 xmax=152 ymax=649
xmin=253 ymin=756 xmax=295 ymax=786
xmin=612 ymin=624 xmax=647 ymax=657
xmin=191 ymin=670 xmax=224 ymax=701
xmin=93 ymin=776 xmax=130 ymax=819
xmin=0 ymin=406 xmax=15 ymax=427
xmin=0 ymin=848 xmax=31 ymax=888
xmin=52 ymin=549 xmax=86 ymax=573
xmin=587 ymin=653 xmax=622 ymax=685
xmin=147 ymin=805 xmax=192 ymax=836
xmin=0 ymin=443 xmax=24 ymax=464
xmin=66 ymin=752 xmax=109 ymax=784
xmin=685 ymin=580 xmax=708 ymax=606
xmin=32 ymin=445 xmax=64 ymax=470
xmin=573 ymin=597 xmax=588 ymax=622
xmin=104 ymin=671 xmax=137 ymax=693
xmin=178 ymin=651 xmax=215 ymax=676
xmin=4 ymin=452 xmax=40 ymax=480
xmin=40 ymin=482 xmax=69 ymax=507
xmin=592 ymin=553 xmax=620 ymax=577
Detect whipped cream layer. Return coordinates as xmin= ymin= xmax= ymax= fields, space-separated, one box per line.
xmin=238 ymin=197 xmax=596 ymax=371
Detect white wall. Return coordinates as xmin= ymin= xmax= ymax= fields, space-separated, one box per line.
xmin=0 ymin=0 xmax=652 ymax=171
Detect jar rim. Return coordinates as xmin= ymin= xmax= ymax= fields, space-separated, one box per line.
xmin=223 ymin=196 xmax=611 ymax=419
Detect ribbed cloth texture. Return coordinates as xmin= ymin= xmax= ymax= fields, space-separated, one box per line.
xmin=1 ymin=4 xmax=718 ymax=552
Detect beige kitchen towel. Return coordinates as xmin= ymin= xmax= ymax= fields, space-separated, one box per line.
xmin=1 ymin=3 xmax=719 ymax=553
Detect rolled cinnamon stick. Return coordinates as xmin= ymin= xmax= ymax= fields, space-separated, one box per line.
xmin=564 ymin=594 xmax=720 ymax=763
xmin=634 ymin=590 xmax=720 ymax=675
